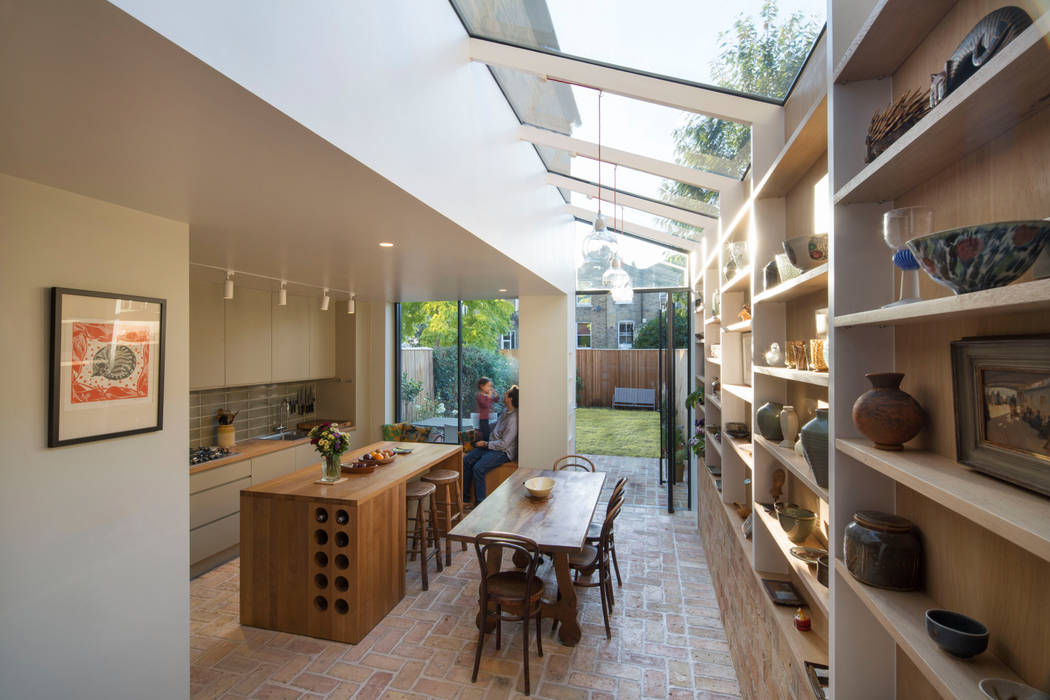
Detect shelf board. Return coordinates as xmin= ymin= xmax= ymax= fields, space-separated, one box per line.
xmin=756 ymin=95 xmax=828 ymax=199
xmin=704 ymin=316 xmax=721 ymax=327
xmin=835 ymin=13 xmax=1050 ymax=204
xmin=753 ymin=365 xmax=829 ymax=387
xmin=835 ymin=559 xmax=1024 ymax=699
xmin=754 ymin=508 xmax=830 ymax=616
xmin=706 ymin=356 xmax=721 ymax=366
xmin=727 ymin=436 xmax=754 ymax=469
xmin=753 ymin=264 xmax=828 ymax=304
xmin=833 ymin=0 xmax=957 ymax=83
xmin=837 ymin=439 xmax=1050 ymax=562
xmin=708 ymin=394 xmax=722 ymax=411
xmin=721 ymin=268 xmax=750 ymax=294
xmin=763 ymin=588 xmax=829 ymax=666
xmin=722 ymin=383 xmax=754 ymax=404
xmin=755 ymin=435 xmax=829 ymax=502
xmin=724 ymin=318 xmax=752 ymax=333
xmin=707 ymin=434 xmax=723 ymax=456
xmin=834 ymin=278 xmax=1050 ymax=328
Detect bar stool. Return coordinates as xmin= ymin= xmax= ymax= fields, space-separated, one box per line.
xmin=406 ymin=481 xmax=443 ymax=591
xmin=421 ymin=469 xmax=465 ymax=566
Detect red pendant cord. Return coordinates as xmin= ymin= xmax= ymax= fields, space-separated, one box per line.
xmin=597 ymin=89 xmax=603 ymax=218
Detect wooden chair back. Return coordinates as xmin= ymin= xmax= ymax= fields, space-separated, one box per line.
xmin=552 ymin=454 xmax=596 ymax=472
xmin=473 ymin=531 xmax=542 ymax=585
xmin=597 ymin=499 xmax=624 ymax=552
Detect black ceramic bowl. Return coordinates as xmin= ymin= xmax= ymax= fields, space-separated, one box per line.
xmin=925 ymin=609 xmax=989 ymax=658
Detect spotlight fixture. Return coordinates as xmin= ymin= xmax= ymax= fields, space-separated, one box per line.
xmin=498 ymin=288 xmax=508 ymax=293
xmin=320 ymin=288 xmax=330 ymax=311
xmin=379 ymin=242 xmax=394 ymax=248
xmin=347 ymin=294 xmax=356 ymax=315
xmin=223 ymin=272 xmax=234 ymax=300
xmin=278 ymin=282 xmax=287 ymax=306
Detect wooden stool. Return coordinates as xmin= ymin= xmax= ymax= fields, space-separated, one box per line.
xmin=406 ymin=481 xmax=443 ymax=591
xmin=422 ymin=469 xmax=465 ymax=566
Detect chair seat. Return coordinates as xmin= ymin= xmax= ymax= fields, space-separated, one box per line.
xmin=568 ymin=545 xmax=599 ymax=568
xmin=484 ymin=571 xmax=545 ymax=602
xmin=422 ymin=469 xmax=459 ymax=484
xmin=406 ymin=481 xmax=437 ymax=499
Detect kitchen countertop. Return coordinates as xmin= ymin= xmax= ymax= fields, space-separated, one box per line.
xmin=189 ymin=423 xmax=354 ymax=475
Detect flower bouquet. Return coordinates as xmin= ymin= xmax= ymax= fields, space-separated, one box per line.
xmin=309 ymin=422 xmax=351 ymax=482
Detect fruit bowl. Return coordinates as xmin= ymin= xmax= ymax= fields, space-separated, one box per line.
xmin=905 ymin=220 xmax=1050 ymax=295
xmin=361 ymin=448 xmax=396 ymax=465
xmin=782 ymin=234 xmax=829 ymax=271
xmin=523 ymin=476 xmax=555 ymax=499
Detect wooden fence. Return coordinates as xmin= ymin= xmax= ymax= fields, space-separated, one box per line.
xmin=400 ymin=347 xmax=434 ymax=422
xmin=576 ymin=348 xmax=688 ymax=410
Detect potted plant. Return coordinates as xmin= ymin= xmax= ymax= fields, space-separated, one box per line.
xmin=308 ymin=422 xmax=351 ymax=483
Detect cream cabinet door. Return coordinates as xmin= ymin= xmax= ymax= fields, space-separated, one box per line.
xmin=250 ymin=448 xmax=297 ymax=486
xmin=295 ymin=443 xmax=320 ymax=469
xmin=225 ymin=286 xmax=271 ymax=386
xmin=309 ymin=304 xmax=336 ymax=379
xmin=271 ymin=293 xmax=310 ymax=382
xmin=190 ymin=281 xmax=226 ymax=389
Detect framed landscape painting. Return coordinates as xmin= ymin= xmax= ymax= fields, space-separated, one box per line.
xmin=951 ymin=336 xmax=1050 ymax=497
xmin=48 ymin=287 xmax=166 ymax=447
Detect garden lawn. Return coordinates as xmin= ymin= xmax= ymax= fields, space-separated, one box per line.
xmin=574 ymin=407 xmax=660 ymax=458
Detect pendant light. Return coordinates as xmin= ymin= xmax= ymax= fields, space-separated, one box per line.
xmin=278 ymin=282 xmax=287 ymax=306
xmin=581 ymin=89 xmax=618 ymax=261
xmin=602 ymin=168 xmax=634 ymax=305
xmin=347 ymin=294 xmax=356 ymax=315
xmin=223 ymin=272 xmax=234 ymax=300
xmin=320 ymin=288 xmax=330 ymax=311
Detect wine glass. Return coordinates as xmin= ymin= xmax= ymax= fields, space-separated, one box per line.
xmin=882 ymin=207 xmax=932 ymax=307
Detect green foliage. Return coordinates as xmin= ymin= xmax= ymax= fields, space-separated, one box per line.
xmin=632 ymin=301 xmax=689 ymax=349
xmin=432 ymin=345 xmax=518 ymax=417
xmin=399 ymin=372 xmax=423 ymax=404
xmin=400 ymin=300 xmax=515 ymax=351
xmin=685 ymin=386 xmax=705 ymax=410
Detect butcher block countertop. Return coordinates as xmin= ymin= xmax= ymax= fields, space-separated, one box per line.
xmin=242 ymin=442 xmax=463 ymax=505
xmin=188 ymin=422 xmax=354 ymax=475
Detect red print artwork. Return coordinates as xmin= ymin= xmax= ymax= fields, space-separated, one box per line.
xmin=70 ymin=322 xmax=152 ymax=403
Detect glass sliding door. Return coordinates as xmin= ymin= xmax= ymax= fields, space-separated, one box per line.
xmin=459 ymin=299 xmax=519 ymax=442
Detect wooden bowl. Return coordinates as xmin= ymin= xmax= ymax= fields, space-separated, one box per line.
xmin=523 ymin=476 xmax=555 ymax=499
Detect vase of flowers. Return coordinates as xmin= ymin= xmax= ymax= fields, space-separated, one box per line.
xmin=309 ymin=422 xmax=351 ymax=482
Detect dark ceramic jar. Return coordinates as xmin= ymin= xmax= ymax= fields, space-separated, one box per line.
xmin=852 ymin=372 xmax=924 ymax=450
xmin=800 ymin=408 xmax=829 ymax=488
xmin=763 ymin=259 xmax=780 ymax=290
xmin=756 ymin=401 xmax=784 ymax=441
xmin=844 ymin=510 xmax=922 ymax=591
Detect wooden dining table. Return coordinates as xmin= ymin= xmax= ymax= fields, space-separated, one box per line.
xmin=446 ymin=467 xmax=606 ymax=646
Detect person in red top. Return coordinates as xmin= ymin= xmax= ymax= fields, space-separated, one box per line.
xmin=475 ymin=377 xmax=497 ymax=443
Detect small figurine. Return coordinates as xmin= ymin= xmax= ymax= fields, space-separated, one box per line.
xmin=770 ymin=468 xmax=786 ymax=503
xmin=794 ymin=607 xmax=812 ymax=632
xmin=765 ymin=342 xmax=784 ymax=366
xmin=738 ymin=304 xmax=751 ymax=321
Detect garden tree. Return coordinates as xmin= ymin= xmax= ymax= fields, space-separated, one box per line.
xmin=661 ymin=1 xmax=821 ymax=230
xmin=400 ymin=299 xmax=515 ymax=351
xmin=632 ymin=299 xmax=689 ymax=349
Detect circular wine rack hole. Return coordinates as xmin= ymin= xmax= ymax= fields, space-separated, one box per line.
xmin=335 ymin=554 xmax=349 ymax=570
xmin=314 ymin=596 xmax=328 ymax=611
xmin=314 ymin=529 xmax=328 ymax=545
xmin=315 ymin=507 xmax=328 ymax=523
xmin=335 ymin=532 xmax=349 ymax=547
xmin=334 ymin=576 xmax=349 ymax=592
xmin=314 ymin=551 xmax=329 ymax=567
xmin=315 ymin=573 xmax=328 ymax=589
xmin=334 ymin=599 xmax=349 ymax=615
xmin=336 ymin=509 xmax=349 ymax=524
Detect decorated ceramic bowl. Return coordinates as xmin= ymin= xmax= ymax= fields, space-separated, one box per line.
xmin=978 ymin=679 xmax=1050 ymax=700
xmin=905 ymin=220 xmax=1050 ymax=295
xmin=782 ymin=234 xmax=829 ymax=271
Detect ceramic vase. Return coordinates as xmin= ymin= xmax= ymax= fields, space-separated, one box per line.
xmin=779 ymin=405 xmax=799 ymax=448
xmin=800 ymin=408 xmax=830 ymax=488
xmin=756 ymin=401 xmax=784 ymax=441
xmin=852 ymin=373 xmax=925 ymax=450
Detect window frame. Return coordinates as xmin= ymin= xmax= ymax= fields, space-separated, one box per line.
xmin=618 ymin=320 xmax=635 ymax=349
xmin=576 ymin=321 xmax=592 ymax=348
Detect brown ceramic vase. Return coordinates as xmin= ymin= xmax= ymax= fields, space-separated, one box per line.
xmin=852 ymin=372 xmax=924 ymax=451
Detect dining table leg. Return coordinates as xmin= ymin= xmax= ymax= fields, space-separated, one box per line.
xmin=545 ymin=552 xmax=582 ymax=646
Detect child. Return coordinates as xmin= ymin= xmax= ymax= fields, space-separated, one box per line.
xmin=475 ymin=377 xmax=497 ymax=443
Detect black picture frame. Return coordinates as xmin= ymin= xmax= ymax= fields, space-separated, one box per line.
xmin=48 ymin=287 xmax=166 ymax=447
xmin=951 ymin=335 xmax=1050 ymax=497
xmin=761 ymin=578 xmax=805 ymax=607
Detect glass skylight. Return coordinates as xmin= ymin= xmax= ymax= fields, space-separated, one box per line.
xmin=453 ymin=0 xmax=825 ymax=101
xmin=575 ymin=221 xmax=687 ymax=290
xmin=569 ymin=192 xmax=702 ymax=243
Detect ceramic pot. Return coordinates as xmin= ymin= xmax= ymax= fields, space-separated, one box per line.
xmin=816 ymin=555 xmax=829 ymax=587
xmin=764 ymin=342 xmax=784 ymax=366
xmin=779 ymin=405 xmax=799 ymax=448
xmin=764 ymin=259 xmax=779 ymax=290
xmin=844 ymin=510 xmax=922 ymax=591
xmin=756 ymin=402 xmax=784 ymax=441
xmin=852 ymin=373 xmax=925 ymax=450
xmin=217 ymin=424 xmax=235 ymax=448
xmin=800 ymin=408 xmax=830 ymax=488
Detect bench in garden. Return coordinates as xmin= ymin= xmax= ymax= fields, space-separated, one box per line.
xmin=611 ymin=387 xmax=656 ymax=410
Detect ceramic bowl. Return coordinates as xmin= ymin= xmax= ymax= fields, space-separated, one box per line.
xmin=978 ymin=679 xmax=1050 ymax=700
xmin=906 ymin=220 xmax=1050 ymax=295
xmin=817 ymin=555 xmax=829 ymax=587
xmin=782 ymin=234 xmax=829 ymax=271
xmin=925 ymin=609 xmax=989 ymax=658
xmin=775 ymin=503 xmax=818 ymax=544
xmin=523 ymin=476 xmax=555 ymax=499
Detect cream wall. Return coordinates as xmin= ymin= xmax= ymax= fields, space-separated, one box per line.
xmin=350 ymin=301 xmax=396 ymax=444
xmin=0 ymin=174 xmax=190 ymax=699
xmin=517 ymin=294 xmax=575 ymax=467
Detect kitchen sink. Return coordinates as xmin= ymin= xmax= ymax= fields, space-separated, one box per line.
xmin=259 ymin=430 xmax=309 ymax=441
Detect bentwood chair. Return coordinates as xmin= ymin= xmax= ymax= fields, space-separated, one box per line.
xmin=552 ymin=454 xmax=596 ymax=472
xmin=568 ymin=499 xmax=623 ymax=639
xmin=587 ymin=477 xmax=627 ymax=587
xmin=471 ymin=532 xmax=545 ymax=695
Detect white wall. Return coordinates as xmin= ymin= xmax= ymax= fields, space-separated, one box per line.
xmin=0 ymin=174 xmax=189 ymax=700
xmin=350 ymin=301 xmax=396 ymax=444
xmin=517 ymin=294 xmax=574 ymax=467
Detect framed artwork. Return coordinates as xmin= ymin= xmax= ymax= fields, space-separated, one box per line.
xmin=804 ymin=662 xmax=830 ymax=700
xmin=761 ymin=578 xmax=804 ymax=607
xmin=951 ymin=336 xmax=1050 ymax=497
xmin=48 ymin=287 xmax=166 ymax=447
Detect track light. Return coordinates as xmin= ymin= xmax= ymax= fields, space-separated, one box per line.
xmin=278 ymin=282 xmax=287 ymax=306
xmin=320 ymin=288 xmax=330 ymax=311
xmin=223 ymin=272 xmax=234 ymax=300
xmin=347 ymin=294 xmax=355 ymax=314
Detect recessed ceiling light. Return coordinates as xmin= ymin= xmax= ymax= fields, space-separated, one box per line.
xmin=498 ymin=288 xmax=508 ymax=293
xmin=379 ymin=242 xmax=394 ymax=247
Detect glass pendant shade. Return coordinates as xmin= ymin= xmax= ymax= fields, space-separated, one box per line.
xmin=582 ymin=213 xmax=618 ymax=259
xmin=610 ymin=285 xmax=634 ymax=304
xmin=602 ymin=254 xmax=631 ymax=290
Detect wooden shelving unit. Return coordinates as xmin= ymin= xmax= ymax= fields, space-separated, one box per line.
xmin=755 ymin=95 xmax=828 ymax=199
xmin=707 ymin=356 xmax=721 ymax=366
xmin=721 ymin=383 xmax=753 ymax=404
xmin=755 ymin=508 xmax=829 ymax=615
xmin=753 ymin=264 xmax=828 ymax=304
xmin=724 ymin=318 xmax=752 ymax=333
xmin=755 ymin=435 xmax=828 ymax=502
xmin=753 ymin=365 xmax=829 ymax=387
xmin=727 ymin=436 xmax=754 ymax=470
xmin=721 ymin=268 xmax=750 ymax=293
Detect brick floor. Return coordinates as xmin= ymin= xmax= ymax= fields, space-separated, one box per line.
xmin=191 ymin=461 xmax=737 ymax=699
xmin=578 ymin=454 xmax=690 ymax=511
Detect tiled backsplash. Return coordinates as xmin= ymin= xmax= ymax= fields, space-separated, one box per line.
xmin=189 ymin=381 xmax=321 ymax=449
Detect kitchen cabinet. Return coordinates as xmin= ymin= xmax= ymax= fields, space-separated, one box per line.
xmin=224 ymin=286 xmax=271 ymax=386
xmin=271 ymin=293 xmax=310 ymax=382
xmin=251 ymin=448 xmax=297 ymax=486
xmin=190 ymin=281 xmax=226 ymax=389
xmin=295 ymin=443 xmax=320 ymax=469
xmin=190 ymin=460 xmax=252 ymax=575
xmin=309 ymin=303 xmax=336 ymax=379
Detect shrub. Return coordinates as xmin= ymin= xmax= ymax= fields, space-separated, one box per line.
xmin=432 ymin=345 xmax=518 ymax=417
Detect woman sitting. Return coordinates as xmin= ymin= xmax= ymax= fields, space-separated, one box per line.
xmin=463 ymin=385 xmax=518 ymax=503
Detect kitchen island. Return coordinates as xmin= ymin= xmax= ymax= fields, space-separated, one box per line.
xmin=239 ymin=441 xmax=462 ymax=644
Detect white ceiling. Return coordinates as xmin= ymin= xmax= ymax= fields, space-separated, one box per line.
xmin=0 ymin=0 xmax=562 ymax=301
